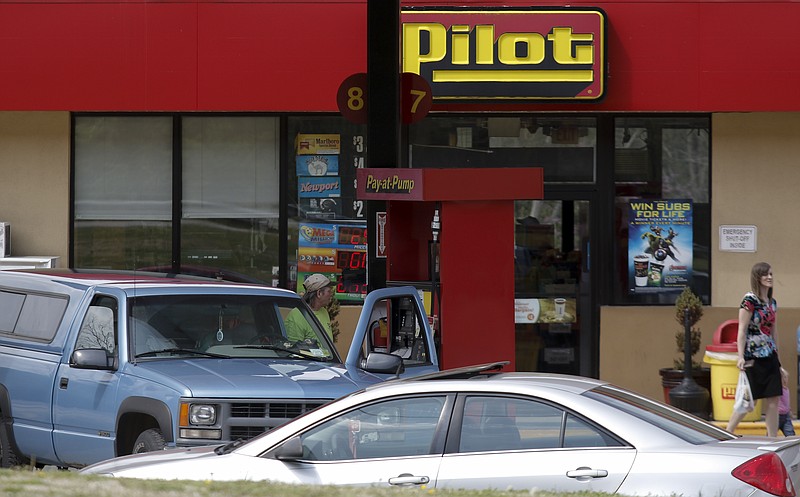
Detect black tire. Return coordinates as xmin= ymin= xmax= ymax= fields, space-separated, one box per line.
xmin=132 ymin=428 xmax=166 ymax=454
xmin=0 ymin=421 xmax=20 ymax=468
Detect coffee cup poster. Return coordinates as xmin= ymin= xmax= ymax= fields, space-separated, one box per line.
xmin=628 ymin=200 xmax=693 ymax=293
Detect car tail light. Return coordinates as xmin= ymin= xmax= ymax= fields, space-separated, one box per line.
xmin=732 ymin=452 xmax=795 ymax=497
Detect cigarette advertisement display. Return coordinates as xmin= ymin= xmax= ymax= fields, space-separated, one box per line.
xmin=296 ymin=155 xmax=339 ymax=176
xmin=628 ymin=200 xmax=693 ymax=293
xmin=295 ymin=134 xmax=341 ymax=155
xmin=297 ymin=222 xmax=367 ymax=302
xmin=298 ymin=176 xmax=341 ymax=199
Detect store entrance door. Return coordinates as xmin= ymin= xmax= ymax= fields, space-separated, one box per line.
xmin=514 ymin=199 xmax=593 ymax=376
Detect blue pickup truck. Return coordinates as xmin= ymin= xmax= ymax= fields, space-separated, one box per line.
xmin=0 ymin=269 xmax=438 ymax=469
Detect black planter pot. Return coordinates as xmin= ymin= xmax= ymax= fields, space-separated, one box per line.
xmin=659 ymin=367 xmax=712 ymax=418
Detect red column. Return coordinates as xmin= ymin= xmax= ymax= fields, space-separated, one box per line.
xmin=438 ymin=200 xmax=516 ymax=370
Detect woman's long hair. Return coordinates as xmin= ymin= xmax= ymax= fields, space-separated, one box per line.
xmin=750 ymin=262 xmax=773 ymax=302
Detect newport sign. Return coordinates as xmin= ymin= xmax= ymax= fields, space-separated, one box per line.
xmin=401 ymin=7 xmax=607 ymax=102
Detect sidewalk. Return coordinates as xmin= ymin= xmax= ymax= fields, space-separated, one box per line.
xmin=710 ymin=419 xmax=800 ymax=437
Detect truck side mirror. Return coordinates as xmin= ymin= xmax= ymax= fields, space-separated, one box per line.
xmin=71 ymin=348 xmax=116 ymax=370
xmin=361 ymin=351 xmax=405 ymax=375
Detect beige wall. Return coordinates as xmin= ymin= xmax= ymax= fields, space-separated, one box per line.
xmin=0 ymin=112 xmax=70 ymax=263
xmin=712 ymin=113 xmax=800 ymax=308
xmin=600 ymin=305 xmax=799 ymax=406
xmin=601 ymin=112 xmax=800 ymax=406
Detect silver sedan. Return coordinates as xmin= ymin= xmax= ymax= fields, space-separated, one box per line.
xmin=83 ymin=363 xmax=800 ymax=496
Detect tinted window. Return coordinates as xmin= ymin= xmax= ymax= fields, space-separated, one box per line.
xmin=129 ymin=294 xmax=336 ymax=360
xmin=0 ymin=290 xmax=25 ymax=332
xmin=459 ymin=395 xmax=623 ymax=452
xmin=613 ymin=116 xmax=710 ymax=305
xmin=15 ymin=294 xmax=69 ymax=340
xmin=299 ymin=396 xmax=446 ymax=461
xmin=584 ymin=384 xmax=734 ymax=443
xmin=76 ymin=305 xmax=117 ymax=354
xmin=0 ymin=290 xmax=67 ymax=341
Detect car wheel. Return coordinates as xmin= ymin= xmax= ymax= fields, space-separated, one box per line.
xmin=132 ymin=428 xmax=166 ymax=454
xmin=0 ymin=421 xmax=20 ymax=468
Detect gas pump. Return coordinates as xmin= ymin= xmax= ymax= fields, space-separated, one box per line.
xmin=357 ymin=167 xmax=543 ymax=370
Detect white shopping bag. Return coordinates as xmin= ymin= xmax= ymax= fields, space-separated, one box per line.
xmin=733 ymin=370 xmax=755 ymax=414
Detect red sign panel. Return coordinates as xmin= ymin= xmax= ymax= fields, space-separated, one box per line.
xmin=401 ymin=8 xmax=606 ymax=102
xmin=337 ymin=72 xmax=432 ymax=124
xmin=357 ymin=168 xmax=424 ymax=201
xmin=336 ymin=73 xmax=368 ymax=124
xmin=400 ymin=72 xmax=433 ymax=123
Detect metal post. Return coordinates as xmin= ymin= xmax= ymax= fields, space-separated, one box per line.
xmin=669 ymin=307 xmax=710 ymax=419
xmin=365 ymin=0 xmax=399 ymax=291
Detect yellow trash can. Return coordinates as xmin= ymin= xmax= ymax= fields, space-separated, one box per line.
xmin=704 ymin=349 xmax=762 ymax=422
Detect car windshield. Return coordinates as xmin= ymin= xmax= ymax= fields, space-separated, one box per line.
xmin=128 ymin=294 xmax=336 ymax=361
xmin=584 ymin=384 xmax=736 ymax=444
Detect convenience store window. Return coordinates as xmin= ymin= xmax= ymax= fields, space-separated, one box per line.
xmin=74 ymin=116 xmax=173 ymax=270
xmin=408 ymin=115 xmax=597 ymax=376
xmin=73 ymin=115 xmax=280 ymax=283
xmin=614 ymin=116 xmax=710 ymax=305
xmin=180 ymin=116 xmax=280 ymax=283
xmin=286 ymin=116 xmax=368 ymax=302
xmin=409 ymin=116 xmax=596 ymax=182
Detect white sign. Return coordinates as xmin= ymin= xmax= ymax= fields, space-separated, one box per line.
xmin=514 ymin=298 xmax=540 ymax=324
xmin=375 ymin=212 xmax=387 ymax=259
xmin=719 ymin=225 xmax=757 ymax=252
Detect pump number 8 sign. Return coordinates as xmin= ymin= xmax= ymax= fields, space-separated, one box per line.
xmin=337 ymin=72 xmax=432 ymax=124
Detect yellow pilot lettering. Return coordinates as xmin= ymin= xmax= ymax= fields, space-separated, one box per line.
xmin=451 ymin=25 xmax=470 ymax=65
xmin=475 ymin=25 xmax=494 ymax=64
xmin=548 ymin=27 xmax=594 ymax=64
xmin=403 ymin=22 xmax=594 ymax=81
xmin=498 ymin=33 xmax=545 ymax=65
xmin=403 ymin=23 xmax=447 ymax=74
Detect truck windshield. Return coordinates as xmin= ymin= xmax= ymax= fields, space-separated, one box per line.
xmin=128 ymin=294 xmax=337 ymax=361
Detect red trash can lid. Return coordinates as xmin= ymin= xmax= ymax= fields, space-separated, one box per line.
xmin=713 ymin=319 xmax=739 ymax=345
xmin=706 ymin=343 xmax=738 ymax=353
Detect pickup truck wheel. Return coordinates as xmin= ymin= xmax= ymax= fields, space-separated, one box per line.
xmin=0 ymin=423 xmax=20 ymax=468
xmin=132 ymin=428 xmax=166 ymax=454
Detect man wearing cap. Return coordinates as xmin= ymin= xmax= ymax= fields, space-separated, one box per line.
xmin=285 ymin=273 xmax=335 ymax=342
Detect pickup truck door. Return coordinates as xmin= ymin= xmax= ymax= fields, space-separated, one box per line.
xmin=345 ymin=287 xmax=439 ymax=379
xmin=52 ymin=301 xmax=121 ymax=466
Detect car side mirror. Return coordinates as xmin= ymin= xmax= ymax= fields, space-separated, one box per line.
xmin=71 ymin=348 xmax=116 ymax=370
xmin=274 ymin=436 xmax=304 ymax=460
xmin=361 ymin=351 xmax=405 ymax=375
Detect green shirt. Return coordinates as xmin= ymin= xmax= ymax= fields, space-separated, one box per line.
xmin=285 ymin=307 xmax=332 ymax=342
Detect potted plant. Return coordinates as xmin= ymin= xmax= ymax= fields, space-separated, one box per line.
xmin=659 ymin=287 xmax=711 ymax=407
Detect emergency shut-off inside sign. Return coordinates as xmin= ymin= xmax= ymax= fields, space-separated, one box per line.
xmin=719 ymin=225 xmax=757 ymax=252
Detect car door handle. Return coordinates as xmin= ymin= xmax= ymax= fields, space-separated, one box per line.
xmin=566 ymin=467 xmax=609 ymax=480
xmin=388 ymin=473 xmax=430 ymax=486
xmin=59 ymin=377 xmax=69 ymax=389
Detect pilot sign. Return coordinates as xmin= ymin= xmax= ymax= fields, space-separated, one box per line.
xmin=401 ymin=7 xmax=607 ymax=102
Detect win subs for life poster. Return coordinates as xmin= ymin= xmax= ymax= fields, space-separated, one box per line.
xmin=628 ymin=200 xmax=693 ymax=294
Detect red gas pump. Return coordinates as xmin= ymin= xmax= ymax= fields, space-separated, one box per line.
xmin=357 ymin=167 xmax=543 ymax=370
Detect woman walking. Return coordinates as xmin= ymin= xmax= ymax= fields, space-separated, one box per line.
xmin=726 ymin=262 xmax=786 ymax=437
